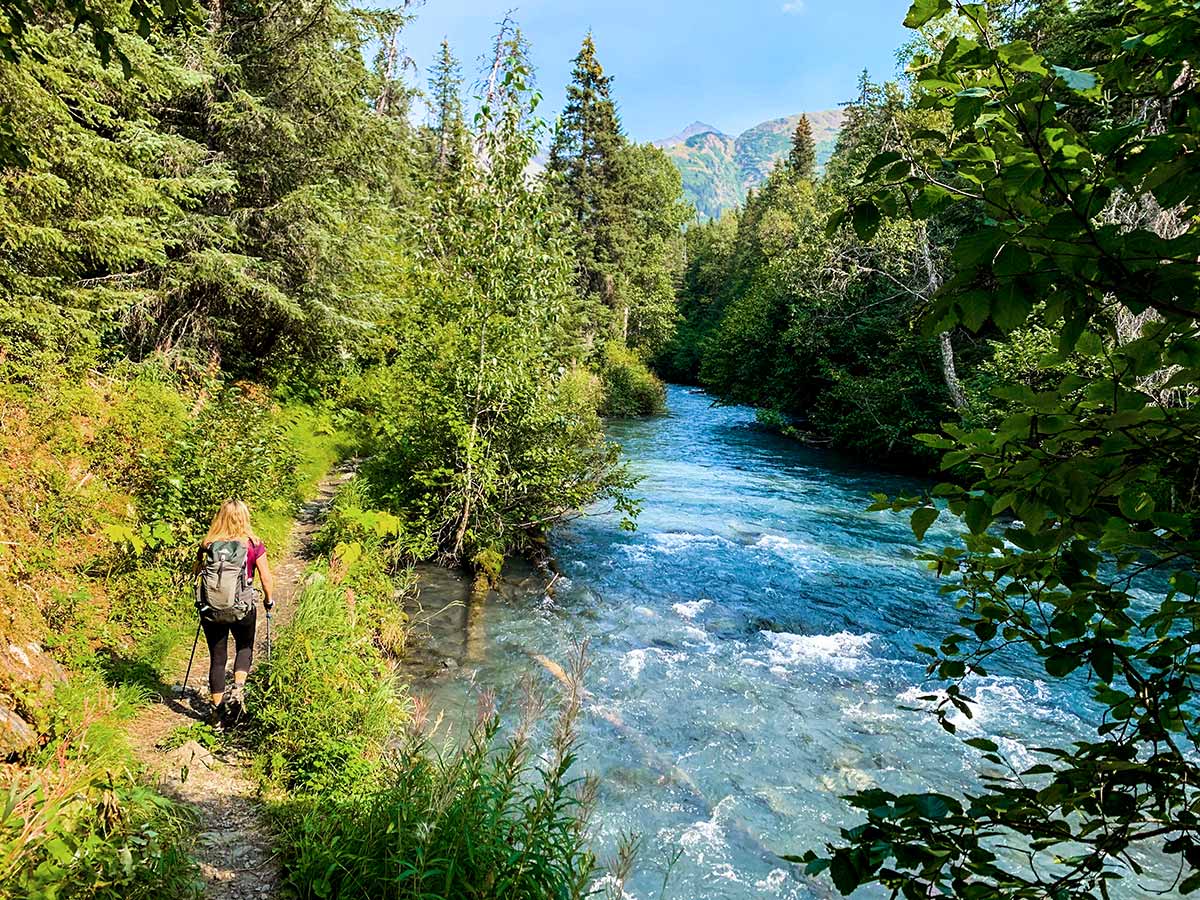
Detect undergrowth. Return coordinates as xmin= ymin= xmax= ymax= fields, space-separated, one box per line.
xmin=1 ymin=358 xmax=350 ymax=898
xmin=254 ymin=503 xmax=610 ymax=898
xmin=0 ymin=676 xmax=200 ymax=899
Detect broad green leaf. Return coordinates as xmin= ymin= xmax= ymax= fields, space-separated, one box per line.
xmin=1052 ymin=65 xmax=1100 ymax=96
xmin=911 ymin=506 xmax=940 ymax=541
xmin=852 ymin=201 xmax=882 ymax=241
xmin=903 ymin=0 xmax=951 ymax=28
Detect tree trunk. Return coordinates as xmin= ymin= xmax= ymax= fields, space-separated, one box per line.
xmin=918 ymin=224 xmax=966 ymax=410
xmin=939 ymin=331 xmax=967 ymax=411
xmin=452 ymin=320 xmax=488 ymax=560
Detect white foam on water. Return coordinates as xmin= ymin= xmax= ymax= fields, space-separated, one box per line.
xmin=619 ymin=532 xmax=727 ymax=564
xmin=651 ymin=531 xmax=731 ymax=558
xmin=752 ymin=533 xmax=828 ymax=568
xmin=760 ymin=630 xmax=876 ymax=672
xmin=754 ymin=534 xmax=802 ymax=551
xmin=842 ymin=699 xmax=901 ymax=724
xmin=997 ymin=736 xmax=1036 ymax=771
xmin=755 ymin=868 xmax=791 ymax=893
xmin=672 ymin=598 xmax=711 ymax=620
xmin=621 ymin=648 xmax=650 ymax=680
xmin=676 ymin=795 xmax=738 ymax=866
xmin=710 ymin=862 xmax=745 ymax=884
xmin=897 ymin=676 xmax=1054 ymax=737
xmin=896 ymin=685 xmax=983 ymax=736
xmin=588 ymin=874 xmax=639 ymax=900
xmin=619 ymin=646 xmax=690 ymax=682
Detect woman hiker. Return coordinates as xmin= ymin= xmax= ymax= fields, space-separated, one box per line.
xmin=193 ymin=499 xmax=274 ymax=724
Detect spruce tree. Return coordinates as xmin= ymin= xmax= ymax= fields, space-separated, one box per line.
xmin=787 ymin=113 xmax=816 ymax=180
xmin=428 ymin=39 xmax=466 ymax=174
xmin=548 ymin=33 xmax=628 ymax=336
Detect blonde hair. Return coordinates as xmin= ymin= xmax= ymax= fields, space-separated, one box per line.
xmin=204 ymin=500 xmax=260 ymax=546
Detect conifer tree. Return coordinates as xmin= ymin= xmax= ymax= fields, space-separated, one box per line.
xmin=787 ymin=113 xmax=816 ymax=180
xmin=547 ymin=33 xmax=628 ymax=335
xmin=428 ymin=39 xmax=466 ymax=174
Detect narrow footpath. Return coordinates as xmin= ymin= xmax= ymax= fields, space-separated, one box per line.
xmin=129 ymin=462 xmax=356 ymax=900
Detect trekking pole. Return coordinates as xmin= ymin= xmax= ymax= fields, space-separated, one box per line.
xmin=266 ymin=608 xmax=273 ymax=665
xmin=175 ymin=620 xmax=202 ymax=696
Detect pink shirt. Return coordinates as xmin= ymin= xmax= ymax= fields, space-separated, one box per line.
xmin=246 ymin=539 xmax=266 ymax=583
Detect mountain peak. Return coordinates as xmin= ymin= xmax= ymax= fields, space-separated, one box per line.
xmin=653 ymin=121 xmax=724 ymax=149
xmin=655 ymin=109 xmax=845 ymax=219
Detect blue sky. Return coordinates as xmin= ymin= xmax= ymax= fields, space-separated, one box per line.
xmin=399 ymin=0 xmax=912 ymax=141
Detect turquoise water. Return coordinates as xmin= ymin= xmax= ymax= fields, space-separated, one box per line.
xmin=411 ymin=385 xmax=1162 ymax=899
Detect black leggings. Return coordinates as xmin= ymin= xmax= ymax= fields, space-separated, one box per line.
xmin=202 ymin=608 xmax=257 ymax=695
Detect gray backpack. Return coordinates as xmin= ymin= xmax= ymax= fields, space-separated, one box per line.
xmin=197 ymin=540 xmax=255 ymax=623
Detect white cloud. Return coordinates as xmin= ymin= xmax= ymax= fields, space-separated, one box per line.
xmin=781 ymin=0 xmax=805 ymax=12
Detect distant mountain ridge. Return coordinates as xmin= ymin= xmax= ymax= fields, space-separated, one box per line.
xmin=656 ymin=109 xmax=844 ymax=219
xmin=652 ymin=121 xmax=726 ymax=149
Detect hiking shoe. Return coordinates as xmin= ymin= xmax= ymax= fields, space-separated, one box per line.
xmin=203 ymin=701 xmax=224 ymax=727
xmin=224 ymin=684 xmax=246 ymax=725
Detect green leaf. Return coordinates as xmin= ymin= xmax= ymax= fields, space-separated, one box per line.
xmin=964 ymin=737 xmax=999 ymax=753
xmin=1052 ymin=65 xmax=1098 ymax=94
xmin=964 ymin=498 xmax=992 ymax=535
xmin=997 ymin=40 xmax=1047 ymax=74
xmin=903 ymin=0 xmax=950 ymax=28
xmin=829 ymin=850 xmax=864 ymax=894
xmin=1045 ymin=650 xmax=1082 ymax=678
xmin=991 ymin=283 xmax=1033 ymax=332
xmin=911 ymin=506 xmax=940 ymax=541
xmin=852 ymin=201 xmax=882 ymax=241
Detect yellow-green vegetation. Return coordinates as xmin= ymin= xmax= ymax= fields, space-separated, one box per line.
xmin=1 ymin=676 xmax=201 ymax=899
xmin=598 ymin=341 xmax=667 ymax=418
xmin=0 ymin=362 xmax=346 ymax=899
xmin=1 ymin=2 xmax=679 ymax=896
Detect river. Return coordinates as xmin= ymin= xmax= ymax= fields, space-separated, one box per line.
xmin=409 ymin=385 xmax=1152 ymax=899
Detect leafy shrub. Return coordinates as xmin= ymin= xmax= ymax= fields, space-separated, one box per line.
xmin=360 ymin=351 xmax=633 ymax=564
xmin=145 ymin=386 xmax=302 ymax=551
xmin=598 ymin=341 xmax=666 ymax=417
xmin=754 ymin=407 xmax=802 ymax=439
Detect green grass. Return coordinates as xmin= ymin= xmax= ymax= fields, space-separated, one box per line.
xmin=255 ymin=403 xmax=351 ymax=552
xmin=257 ymin=571 xmax=603 ymax=900
xmin=251 ymin=503 xmax=608 ymax=899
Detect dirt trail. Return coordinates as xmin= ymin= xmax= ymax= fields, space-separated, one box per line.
xmin=130 ymin=462 xmax=355 ymax=900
